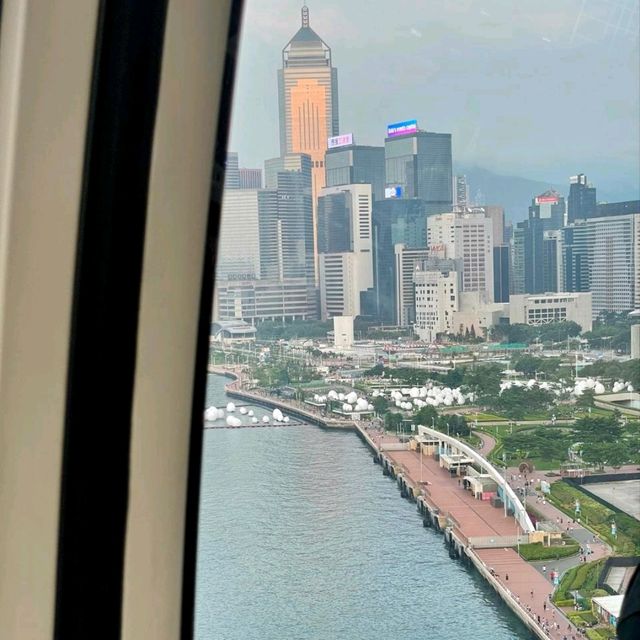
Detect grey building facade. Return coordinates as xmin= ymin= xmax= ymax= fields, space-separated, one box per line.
xmin=325 ymin=145 xmax=385 ymax=201
xmin=370 ymin=198 xmax=429 ymax=322
xmin=567 ymin=174 xmax=597 ymax=223
xmin=384 ymin=131 xmax=452 ymax=214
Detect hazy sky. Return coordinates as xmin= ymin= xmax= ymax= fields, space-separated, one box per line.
xmin=228 ymin=0 xmax=639 ymax=197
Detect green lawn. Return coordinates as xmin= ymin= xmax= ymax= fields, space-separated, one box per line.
xmin=470 ymin=413 xmax=507 ymax=422
xmin=553 ymin=558 xmax=605 ymax=604
xmin=549 ymin=481 xmax=640 ymax=554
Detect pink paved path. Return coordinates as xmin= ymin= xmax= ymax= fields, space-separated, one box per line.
xmin=371 ymin=432 xmax=583 ymax=640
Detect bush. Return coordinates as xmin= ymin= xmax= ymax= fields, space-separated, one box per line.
xmin=554 ymin=598 xmax=575 ymax=607
xmin=518 ymin=542 xmax=579 ymax=561
xmin=554 ymin=559 xmax=604 ymax=603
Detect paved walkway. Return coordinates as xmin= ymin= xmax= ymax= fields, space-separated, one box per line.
xmin=368 ymin=430 xmax=590 ymax=640
xmin=475 ymin=430 xmax=496 ymax=457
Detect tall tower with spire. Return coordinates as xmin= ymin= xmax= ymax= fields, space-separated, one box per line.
xmin=278 ymin=5 xmax=339 ymax=277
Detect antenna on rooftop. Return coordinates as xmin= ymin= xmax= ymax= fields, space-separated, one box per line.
xmin=302 ymin=4 xmax=309 ymax=28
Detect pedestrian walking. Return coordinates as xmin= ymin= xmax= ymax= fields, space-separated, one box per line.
xmin=542 ymin=564 xmax=547 ymax=574
xmin=505 ymin=573 xmax=509 ymax=581
xmin=531 ymin=589 xmax=534 ymax=598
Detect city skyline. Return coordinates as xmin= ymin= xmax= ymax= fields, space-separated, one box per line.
xmin=229 ymin=0 xmax=639 ymax=202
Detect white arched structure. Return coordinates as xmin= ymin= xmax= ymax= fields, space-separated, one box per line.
xmin=417 ymin=426 xmax=535 ymax=533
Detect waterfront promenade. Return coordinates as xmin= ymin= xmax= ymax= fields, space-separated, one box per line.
xmin=372 ymin=431 xmax=582 ymax=640
xmin=210 ymin=367 xmax=595 ymax=639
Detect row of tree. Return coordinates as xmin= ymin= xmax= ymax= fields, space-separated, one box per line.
xmin=384 ymin=404 xmax=471 ymax=437
xmin=501 ymin=414 xmax=640 ymax=469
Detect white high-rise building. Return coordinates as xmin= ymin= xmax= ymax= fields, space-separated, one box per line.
xmin=317 ymin=184 xmax=373 ymax=318
xmin=319 ymin=253 xmax=361 ymax=318
xmin=413 ymin=258 xmax=461 ymax=342
xmin=394 ymin=244 xmax=431 ymax=326
xmin=427 ymin=211 xmax=494 ymax=301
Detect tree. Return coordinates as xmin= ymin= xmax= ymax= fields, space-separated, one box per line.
xmin=372 ymin=396 xmax=388 ymax=416
xmin=572 ymin=416 xmax=623 ymax=444
xmin=444 ymin=414 xmax=470 ymax=437
xmin=513 ymin=355 xmax=562 ymax=379
xmin=443 ymin=367 xmax=465 ymax=388
xmin=582 ymin=442 xmax=631 ymax=470
xmin=464 ymin=364 xmax=502 ymax=404
xmin=413 ymin=405 xmax=438 ymax=427
xmin=492 ymin=386 xmax=554 ymax=420
xmin=576 ymin=390 xmax=595 ymax=408
xmin=384 ymin=412 xmax=403 ymax=431
xmin=605 ymin=442 xmax=632 ymax=469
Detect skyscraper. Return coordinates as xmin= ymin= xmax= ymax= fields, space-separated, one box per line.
xmin=370 ymin=199 xmax=429 ymax=322
xmin=511 ymin=225 xmax=525 ymax=295
xmin=427 ymin=211 xmax=494 ymax=301
xmin=278 ymin=5 xmax=338 ymax=204
xmin=561 ymin=213 xmax=640 ymax=318
xmin=215 ymin=155 xmax=318 ymax=324
xmin=239 ymin=168 xmax=262 ymax=189
xmin=325 ymin=143 xmax=385 ymax=201
xmin=384 ymin=124 xmax=453 ymax=214
xmin=528 ymin=190 xmax=566 ymax=231
xmin=513 ymin=217 xmax=545 ymax=294
xmin=595 ymin=200 xmax=640 ymax=218
xmin=264 ymin=154 xmax=314 ymax=281
xmin=394 ymin=245 xmax=431 ymax=326
xmin=567 ymin=174 xmax=597 ymax=223
xmin=493 ymin=245 xmax=510 ymax=303
xmin=216 ymin=189 xmax=278 ymax=279
xmin=317 ymin=184 xmax=373 ymax=319
xmin=224 ymin=151 xmax=240 ymax=189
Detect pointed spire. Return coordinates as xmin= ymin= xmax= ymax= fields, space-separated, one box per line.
xmin=302 ymin=4 xmax=309 ymax=28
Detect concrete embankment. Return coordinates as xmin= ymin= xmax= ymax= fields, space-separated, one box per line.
xmin=209 ymin=366 xmax=354 ymax=430
xmin=208 ymin=367 xmax=563 ymax=639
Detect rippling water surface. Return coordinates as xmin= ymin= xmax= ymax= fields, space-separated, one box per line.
xmin=195 ymin=375 xmax=530 ymax=639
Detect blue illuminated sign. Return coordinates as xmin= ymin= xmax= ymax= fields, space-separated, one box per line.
xmin=387 ymin=119 xmax=418 ymax=138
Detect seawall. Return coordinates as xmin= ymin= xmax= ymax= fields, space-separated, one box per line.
xmin=208 ymin=366 xmax=560 ymax=639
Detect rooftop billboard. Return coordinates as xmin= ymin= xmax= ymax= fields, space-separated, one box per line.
xmin=327 ymin=133 xmax=353 ymax=149
xmin=386 ymin=119 xmax=418 ymax=138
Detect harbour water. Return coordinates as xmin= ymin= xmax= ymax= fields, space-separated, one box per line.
xmin=195 ymin=375 xmax=531 ymax=639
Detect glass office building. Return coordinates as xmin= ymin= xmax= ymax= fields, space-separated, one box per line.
xmin=325 ymin=145 xmax=385 ymax=201
xmin=384 ymin=131 xmax=452 ymax=214
xmin=371 ymin=198 xmax=429 ymax=322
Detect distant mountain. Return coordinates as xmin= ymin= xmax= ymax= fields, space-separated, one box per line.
xmin=456 ymin=166 xmax=565 ymax=223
